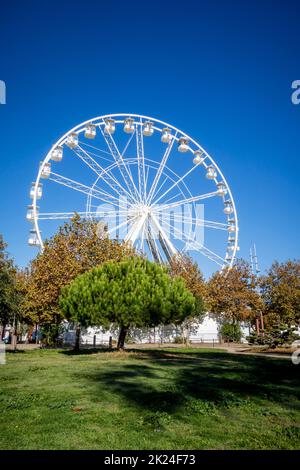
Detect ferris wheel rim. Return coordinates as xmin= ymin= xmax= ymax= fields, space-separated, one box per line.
xmin=31 ymin=113 xmax=239 ymax=269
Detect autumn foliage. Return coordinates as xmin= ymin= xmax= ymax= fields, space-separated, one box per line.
xmin=23 ymin=215 xmax=135 ymax=326
xmin=207 ymin=260 xmax=263 ymax=324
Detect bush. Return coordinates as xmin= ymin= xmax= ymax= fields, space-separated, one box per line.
xmin=247 ymin=325 xmax=298 ymax=349
xmin=173 ymin=335 xmax=184 ymax=344
xmin=220 ymin=322 xmax=242 ymax=343
xmin=40 ymin=323 xmax=64 ymax=346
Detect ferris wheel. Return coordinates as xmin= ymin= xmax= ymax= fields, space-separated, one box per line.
xmin=27 ymin=113 xmax=239 ymax=272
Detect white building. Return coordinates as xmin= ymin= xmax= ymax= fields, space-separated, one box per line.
xmin=62 ymin=314 xmax=251 ymax=346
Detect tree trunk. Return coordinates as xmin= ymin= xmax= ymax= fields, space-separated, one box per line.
xmin=11 ymin=327 xmax=17 ymax=351
xmin=117 ymin=326 xmax=128 ymax=350
xmin=74 ymin=324 xmax=81 ymax=351
xmin=1 ymin=322 xmax=7 ymax=341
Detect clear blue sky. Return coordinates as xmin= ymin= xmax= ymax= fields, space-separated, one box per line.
xmin=0 ymin=0 xmax=299 ymax=275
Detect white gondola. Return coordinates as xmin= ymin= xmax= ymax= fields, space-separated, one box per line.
xmin=124 ymin=118 xmax=135 ymax=134
xmin=178 ymin=137 xmax=189 ymax=153
xmin=217 ymin=182 xmax=227 ymax=196
xmin=51 ymin=146 xmax=63 ymax=162
xmin=26 ymin=205 xmax=39 ymax=222
xmin=228 ymin=236 xmax=235 ymax=243
xmin=104 ymin=119 xmax=115 ymax=134
xmin=161 ymin=127 xmax=172 ymax=143
xmin=143 ymin=121 xmax=154 ymax=136
xmin=40 ymin=162 xmax=51 ymax=179
xmin=223 ymin=200 xmax=233 ymax=215
xmin=28 ymin=229 xmax=40 ymax=247
xmin=30 ymin=182 xmax=43 ymax=200
xmin=85 ymin=124 xmax=96 ymax=139
xmin=228 ymin=224 xmax=236 ymax=233
xmin=206 ymin=165 xmax=217 ymax=179
xmin=193 ymin=150 xmax=204 ymax=165
xmin=66 ymin=132 xmax=78 ymax=148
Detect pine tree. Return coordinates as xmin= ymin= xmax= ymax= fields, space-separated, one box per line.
xmin=59 ymin=257 xmax=197 ymax=349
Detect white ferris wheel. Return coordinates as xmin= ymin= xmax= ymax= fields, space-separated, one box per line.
xmin=27 ymin=114 xmax=239 ymax=273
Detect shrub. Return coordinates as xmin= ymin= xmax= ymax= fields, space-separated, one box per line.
xmin=220 ymin=322 xmax=242 ymax=342
xmin=247 ymin=325 xmax=298 ymax=349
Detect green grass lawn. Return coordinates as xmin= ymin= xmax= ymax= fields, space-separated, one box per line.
xmin=0 ymin=347 xmax=299 ymax=450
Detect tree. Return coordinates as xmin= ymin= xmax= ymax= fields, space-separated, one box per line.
xmin=260 ymin=260 xmax=300 ymax=327
xmin=23 ymin=215 xmax=135 ymax=342
xmin=0 ymin=235 xmax=20 ymax=341
xmin=169 ymin=255 xmax=207 ymax=342
xmin=220 ymin=322 xmax=242 ymax=343
xmin=59 ymin=257 xmax=196 ymax=349
xmin=207 ymin=259 xmax=263 ymax=326
xmin=169 ymin=255 xmax=207 ymax=310
xmin=248 ymin=325 xmax=299 ymax=349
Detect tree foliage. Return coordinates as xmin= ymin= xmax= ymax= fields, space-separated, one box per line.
xmin=59 ymin=257 xmax=196 ymax=349
xmin=0 ymin=234 xmax=20 ymax=338
xmin=247 ymin=325 xmax=299 ymax=349
xmin=207 ymin=259 xmax=263 ymax=323
xmin=259 ymin=260 xmax=300 ymax=327
xmin=220 ymin=322 xmax=242 ymax=343
xmin=169 ymin=255 xmax=207 ymax=312
xmin=23 ymin=215 xmax=135 ymax=327
xmin=169 ymin=255 xmax=207 ymax=342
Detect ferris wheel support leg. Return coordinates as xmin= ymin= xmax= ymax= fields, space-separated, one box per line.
xmin=149 ymin=213 xmax=177 ymax=259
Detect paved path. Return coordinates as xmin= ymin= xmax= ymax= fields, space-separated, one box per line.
xmin=5 ymin=342 xmax=293 ymax=360
xmin=223 ymin=345 xmax=292 ymax=360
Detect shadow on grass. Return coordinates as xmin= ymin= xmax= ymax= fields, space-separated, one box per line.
xmin=61 ymin=347 xmax=114 ymax=356
xmin=6 ymin=349 xmax=25 ymax=354
xmin=81 ymin=348 xmax=300 ymax=415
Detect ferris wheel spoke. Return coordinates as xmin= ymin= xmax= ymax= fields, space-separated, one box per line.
xmin=136 ymin=120 xmax=147 ymax=203
xmin=37 ymin=211 xmax=100 ymax=220
xmin=124 ymin=213 xmax=148 ymax=245
xmin=184 ymin=242 xmax=227 ymax=267
xmin=78 ymin=142 xmax=115 ymax=164
xmin=171 ymin=214 xmax=228 ymax=230
xmin=152 ymin=164 xmax=200 ymax=206
xmin=159 ymin=217 xmax=195 ymax=244
xmin=72 ymin=145 xmax=135 ymax=203
xmin=152 ymin=191 xmax=218 ymax=212
xmin=121 ymin=129 xmax=136 ymax=156
xmin=157 ymin=190 xmax=185 ymax=207
xmin=150 ymin=176 xmax=169 ymax=203
xmin=160 ymin=218 xmax=226 ymax=267
xmin=78 ymin=141 xmax=115 ymax=160
xmin=147 ymin=135 xmax=177 ymax=205
xmin=49 ymin=172 xmax=129 ymax=210
xmin=106 ymin=213 xmax=139 ymax=237
xmin=145 ymin=165 xmax=150 ymax=194
xmin=99 ymin=125 xmax=140 ymax=202
xmin=88 ymin=205 xmax=132 ymax=218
